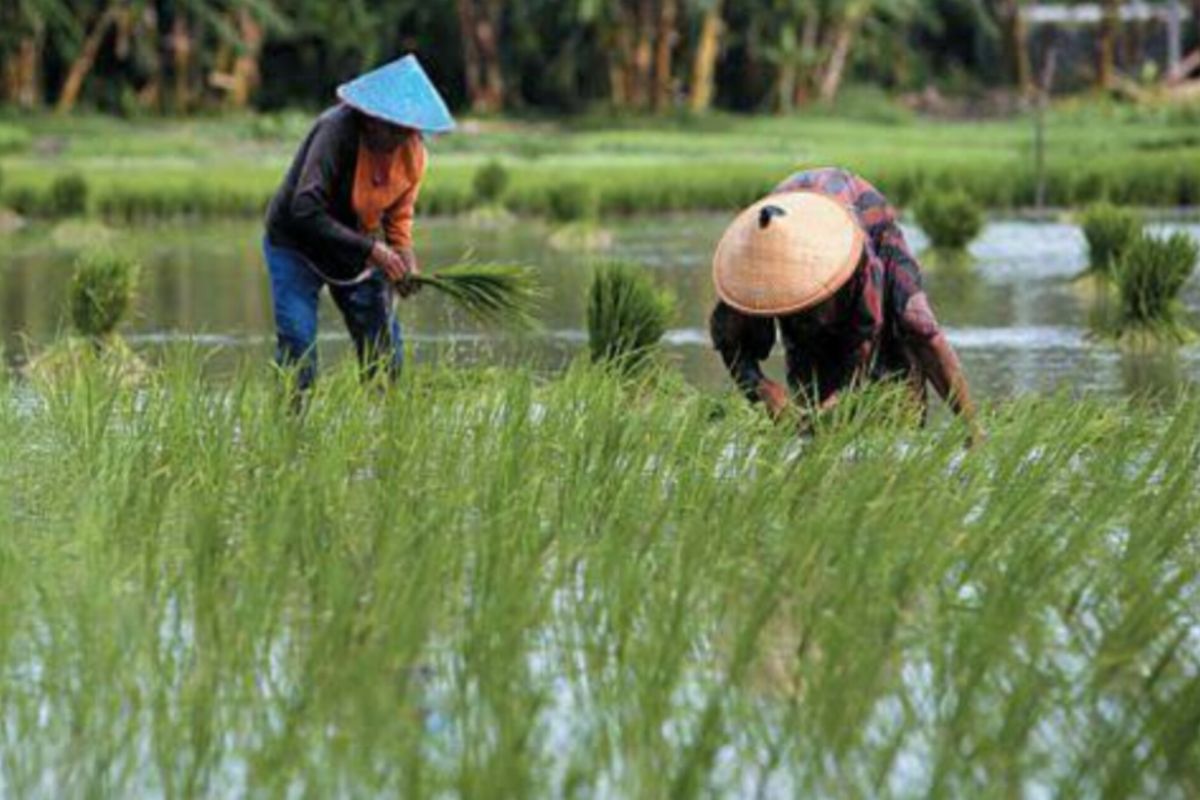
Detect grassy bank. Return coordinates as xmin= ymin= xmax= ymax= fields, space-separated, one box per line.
xmin=2 ymin=103 xmax=1199 ymax=222
xmin=2 ymin=354 xmax=1199 ymax=795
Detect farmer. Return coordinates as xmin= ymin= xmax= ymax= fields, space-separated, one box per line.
xmin=264 ymin=55 xmax=455 ymax=391
xmin=710 ymin=167 xmax=979 ymax=437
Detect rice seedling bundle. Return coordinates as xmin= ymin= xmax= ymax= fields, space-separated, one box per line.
xmin=1114 ymin=231 xmax=1199 ymax=342
xmin=68 ymin=247 xmax=139 ymax=340
xmin=913 ymin=189 xmax=984 ymax=250
xmin=586 ymin=260 xmax=675 ymax=370
xmin=413 ymin=262 xmax=543 ymax=329
xmin=472 ymin=160 xmax=510 ymax=204
xmin=1080 ymin=202 xmax=1142 ymax=276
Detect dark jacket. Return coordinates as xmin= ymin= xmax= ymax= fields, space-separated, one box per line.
xmin=266 ymin=105 xmax=375 ymax=283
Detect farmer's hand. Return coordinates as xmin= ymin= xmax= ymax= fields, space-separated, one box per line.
xmin=371 ymin=241 xmax=409 ymax=283
xmin=395 ymin=247 xmax=422 ymax=298
xmin=757 ymin=379 xmax=792 ymax=422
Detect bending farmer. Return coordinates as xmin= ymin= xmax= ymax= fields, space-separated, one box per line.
xmin=264 ymin=55 xmax=455 ymax=390
xmin=710 ymin=168 xmax=978 ymax=435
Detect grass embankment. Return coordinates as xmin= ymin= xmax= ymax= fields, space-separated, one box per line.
xmin=2 ymin=355 xmax=1199 ymax=796
xmin=2 ymin=103 xmax=1199 ymax=222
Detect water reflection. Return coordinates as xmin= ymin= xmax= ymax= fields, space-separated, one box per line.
xmin=1 ymin=216 xmax=1199 ymax=400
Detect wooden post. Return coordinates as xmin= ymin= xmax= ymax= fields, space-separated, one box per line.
xmin=1034 ymin=45 xmax=1057 ymax=211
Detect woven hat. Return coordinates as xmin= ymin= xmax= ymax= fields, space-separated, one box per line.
xmin=336 ymin=55 xmax=456 ymax=134
xmin=713 ymin=191 xmax=865 ymax=316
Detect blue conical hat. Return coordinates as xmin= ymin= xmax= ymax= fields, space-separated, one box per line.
xmin=336 ymin=55 xmax=456 ymax=134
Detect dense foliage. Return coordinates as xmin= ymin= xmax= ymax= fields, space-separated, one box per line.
xmin=3 ymin=0 xmax=1191 ymax=115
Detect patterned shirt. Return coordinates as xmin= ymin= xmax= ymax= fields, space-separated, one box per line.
xmin=711 ymin=167 xmax=943 ymax=405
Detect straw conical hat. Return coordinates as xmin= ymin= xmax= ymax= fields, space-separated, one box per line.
xmin=713 ymin=191 xmax=865 ymax=316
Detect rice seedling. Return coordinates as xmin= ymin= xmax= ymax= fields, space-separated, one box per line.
xmin=586 ymin=260 xmax=675 ymax=371
xmin=68 ymin=248 xmax=139 ymax=340
xmin=545 ymin=181 xmax=598 ymax=223
xmin=1112 ymin=231 xmax=1199 ymax=344
xmin=46 ymin=172 xmax=89 ymax=218
xmin=472 ymin=159 xmax=510 ymax=204
xmin=413 ymin=262 xmax=544 ymax=328
xmin=913 ymin=189 xmax=984 ymax=250
xmin=2 ymin=354 xmax=1200 ymax=796
xmin=1079 ymin=202 xmax=1142 ymax=277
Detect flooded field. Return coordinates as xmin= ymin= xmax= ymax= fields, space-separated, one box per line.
xmin=3 ymin=214 xmax=1200 ymax=399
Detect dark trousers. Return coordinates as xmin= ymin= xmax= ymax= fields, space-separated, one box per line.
xmin=263 ymin=237 xmax=403 ymax=390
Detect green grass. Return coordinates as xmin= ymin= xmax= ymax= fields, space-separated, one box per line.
xmin=2 ymin=353 xmax=1200 ymax=795
xmin=2 ymin=104 xmax=1200 ymax=221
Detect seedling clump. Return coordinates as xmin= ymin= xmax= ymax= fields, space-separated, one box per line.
xmin=1113 ymin=231 xmax=1199 ymax=344
xmin=914 ymin=189 xmax=983 ymax=250
xmin=587 ymin=260 xmax=675 ymax=371
xmin=69 ymin=248 xmax=139 ymax=341
xmin=1080 ymin=202 xmax=1141 ymax=277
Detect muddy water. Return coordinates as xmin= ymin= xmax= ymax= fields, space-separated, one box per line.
xmin=2 ymin=215 xmax=1199 ymax=400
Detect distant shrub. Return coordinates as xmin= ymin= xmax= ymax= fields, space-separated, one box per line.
xmin=46 ymin=172 xmax=89 ymax=217
xmin=1080 ymin=203 xmax=1142 ymax=276
xmin=472 ymin=160 xmax=509 ymax=204
xmin=69 ymin=249 xmax=140 ymax=340
xmin=1114 ymin=232 xmax=1198 ymax=342
xmin=546 ymin=182 xmax=598 ymax=223
xmin=587 ymin=261 xmax=675 ymax=371
xmin=914 ymin=190 xmax=984 ymax=250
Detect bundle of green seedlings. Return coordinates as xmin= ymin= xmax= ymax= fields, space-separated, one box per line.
xmin=913 ymin=188 xmax=984 ymax=250
xmin=586 ymin=260 xmax=675 ymax=372
xmin=1079 ymin=202 xmax=1142 ymax=278
xmin=26 ymin=247 xmax=146 ymax=384
xmin=412 ymin=262 xmax=543 ymax=328
xmin=1112 ymin=230 xmax=1199 ymax=344
xmin=2 ymin=354 xmax=1200 ymax=797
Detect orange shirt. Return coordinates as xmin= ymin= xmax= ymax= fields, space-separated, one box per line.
xmin=351 ymin=134 xmax=426 ymax=250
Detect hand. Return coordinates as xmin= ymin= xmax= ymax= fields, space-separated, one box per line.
xmin=371 ymin=241 xmax=408 ymax=283
xmin=757 ymin=380 xmax=792 ymax=422
xmin=395 ymin=247 xmax=421 ymax=298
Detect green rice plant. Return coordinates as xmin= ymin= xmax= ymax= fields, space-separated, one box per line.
xmin=46 ymin=172 xmax=89 ymax=218
xmin=586 ymin=260 xmax=675 ymax=370
xmin=545 ymin=181 xmax=598 ymax=223
xmin=1112 ymin=231 xmax=1199 ymax=343
xmin=472 ymin=159 xmax=510 ymax=204
xmin=1079 ymin=202 xmax=1142 ymax=277
xmin=4 ymin=354 xmax=1200 ymax=796
xmin=913 ymin=189 xmax=984 ymax=250
xmin=413 ymin=262 xmax=543 ymax=328
xmin=68 ymin=248 xmax=140 ymax=340
xmin=5 ymin=185 xmax=43 ymax=217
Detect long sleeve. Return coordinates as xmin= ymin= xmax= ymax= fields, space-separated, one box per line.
xmin=710 ymin=301 xmax=776 ymax=402
xmin=287 ymin=116 xmax=376 ymax=277
xmin=383 ymin=140 xmax=427 ymax=250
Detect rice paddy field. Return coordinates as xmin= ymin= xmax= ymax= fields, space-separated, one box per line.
xmin=3 ymin=106 xmax=1200 ymax=797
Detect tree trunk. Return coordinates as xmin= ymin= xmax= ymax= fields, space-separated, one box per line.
xmin=818 ymin=7 xmax=864 ymax=103
xmin=652 ymin=0 xmax=678 ymax=111
xmin=231 ymin=10 xmax=263 ymax=108
xmin=630 ymin=0 xmax=656 ymax=109
xmin=1096 ymin=0 xmax=1119 ymax=89
xmin=688 ymin=0 xmax=723 ymax=112
xmin=170 ymin=16 xmax=193 ymax=114
xmin=3 ymin=32 xmax=42 ymax=108
xmin=794 ymin=8 xmax=821 ymax=107
xmin=457 ymin=0 xmax=504 ymax=113
xmin=57 ymin=4 xmax=122 ymax=114
xmin=1001 ymin=0 xmax=1033 ymax=95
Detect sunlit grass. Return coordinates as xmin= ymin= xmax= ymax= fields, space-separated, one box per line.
xmin=1 ymin=353 xmax=1199 ymax=796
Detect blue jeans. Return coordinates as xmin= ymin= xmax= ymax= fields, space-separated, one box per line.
xmin=264 ymin=237 xmax=403 ymax=390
